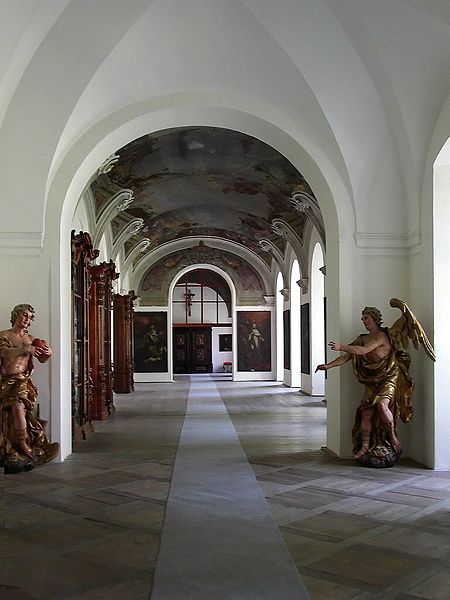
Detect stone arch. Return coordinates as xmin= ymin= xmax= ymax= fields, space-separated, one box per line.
xmin=43 ymin=102 xmax=349 ymax=459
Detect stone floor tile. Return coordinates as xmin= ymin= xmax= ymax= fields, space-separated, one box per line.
xmin=2 ymin=550 xmax=120 ymax=599
xmin=274 ymin=486 xmax=350 ymax=510
xmin=409 ymin=509 xmax=450 ymax=530
xmin=65 ymin=529 xmax=160 ymax=570
xmin=280 ymin=529 xmax=336 ymax=563
xmin=282 ymin=511 xmax=382 ymax=542
xmin=4 ymin=378 xmax=450 ymax=599
xmin=62 ymin=579 xmax=152 ymax=600
xmin=301 ymin=575 xmax=370 ymax=600
xmin=106 ymin=478 xmax=170 ymax=501
xmin=306 ymin=543 xmax=430 ymax=588
xmin=89 ymin=499 xmax=165 ymax=532
xmin=119 ymin=462 xmax=172 ymax=479
xmin=409 ymin=567 xmax=450 ymax=599
xmin=330 ymin=496 xmax=424 ymax=521
xmin=14 ymin=516 xmax=126 ymax=549
xmin=366 ymin=525 xmax=450 ymax=558
xmin=4 ymin=498 xmax=75 ymax=529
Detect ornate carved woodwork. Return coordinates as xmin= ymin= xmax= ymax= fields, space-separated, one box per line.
xmin=113 ymin=291 xmax=136 ymax=393
xmin=71 ymin=230 xmax=99 ymax=441
xmin=88 ymin=260 xmax=119 ymax=420
xmin=173 ymin=326 xmax=212 ymax=373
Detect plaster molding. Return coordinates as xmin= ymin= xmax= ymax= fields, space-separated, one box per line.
xmin=280 ymin=287 xmax=290 ymax=300
xmin=354 ymin=230 xmax=421 ymax=252
xmin=271 ymin=221 xmax=288 ymax=239
xmin=93 ymin=188 xmax=135 ymax=248
xmin=112 ymin=218 xmax=144 ymax=260
xmin=271 ymin=218 xmax=308 ymax=278
xmin=0 ymin=232 xmax=43 ymax=255
xmin=264 ymin=295 xmax=275 ymax=306
xmin=297 ymin=277 xmax=309 ymax=294
xmin=131 ymin=236 xmax=273 ymax=294
xmin=290 ymin=191 xmax=325 ymax=244
xmin=123 ymin=238 xmax=152 ymax=274
xmin=258 ymin=238 xmax=288 ymax=285
xmin=97 ymin=153 xmax=120 ymax=175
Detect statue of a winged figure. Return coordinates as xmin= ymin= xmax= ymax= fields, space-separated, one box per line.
xmin=315 ymin=299 xmax=435 ymax=467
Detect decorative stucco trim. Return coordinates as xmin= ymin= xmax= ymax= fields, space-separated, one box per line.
xmin=354 ymin=230 xmax=421 ymax=252
xmin=0 ymin=232 xmax=43 ymax=255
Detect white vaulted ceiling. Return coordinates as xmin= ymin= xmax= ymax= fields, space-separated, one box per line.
xmin=1 ymin=0 xmax=449 ymax=254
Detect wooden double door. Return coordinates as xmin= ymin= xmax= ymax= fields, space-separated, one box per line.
xmin=173 ymin=327 xmax=212 ymax=374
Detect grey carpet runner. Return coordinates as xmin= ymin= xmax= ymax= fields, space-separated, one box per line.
xmin=150 ymin=375 xmax=310 ymax=599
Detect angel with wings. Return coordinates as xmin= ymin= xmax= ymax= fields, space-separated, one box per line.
xmin=315 ymin=299 xmax=435 ymax=467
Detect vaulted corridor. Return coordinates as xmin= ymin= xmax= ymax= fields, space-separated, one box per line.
xmin=3 ymin=377 xmax=450 ymax=599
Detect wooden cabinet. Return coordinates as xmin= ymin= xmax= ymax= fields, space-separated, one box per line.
xmin=89 ymin=260 xmax=119 ymax=420
xmin=113 ymin=291 xmax=136 ymax=393
xmin=71 ymin=231 xmax=98 ymax=441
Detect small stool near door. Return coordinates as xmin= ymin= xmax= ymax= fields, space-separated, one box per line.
xmin=223 ymin=361 xmax=232 ymax=373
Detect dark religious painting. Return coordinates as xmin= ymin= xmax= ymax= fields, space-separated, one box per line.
xmin=237 ymin=311 xmax=271 ymax=372
xmin=283 ymin=310 xmax=290 ymax=370
xmin=134 ymin=311 xmax=168 ymax=372
xmin=219 ymin=334 xmax=232 ymax=352
xmin=301 ymin=303 xmax=310 ymax=374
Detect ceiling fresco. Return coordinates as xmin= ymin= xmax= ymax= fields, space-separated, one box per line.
xmin=139 ymin=241 xmax=266 ymax=306
xmin=91 ymin=126 xmax=314 ymax=264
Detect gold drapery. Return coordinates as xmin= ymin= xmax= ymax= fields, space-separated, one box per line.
xmin=1 ymin=336 xmax=58 ymax=467
xmin=351 ymin=334 xmax=413 ymax=454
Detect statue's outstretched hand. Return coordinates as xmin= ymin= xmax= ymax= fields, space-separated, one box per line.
xmin=328 ymin=341 xmax=342 ymax=352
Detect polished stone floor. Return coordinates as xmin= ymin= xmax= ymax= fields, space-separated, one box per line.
xmin=2 ymin=376 xmax=450 ymax=599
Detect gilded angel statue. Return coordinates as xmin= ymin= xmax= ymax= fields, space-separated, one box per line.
xmin=315 ymin=299 xmax=435 ymax=467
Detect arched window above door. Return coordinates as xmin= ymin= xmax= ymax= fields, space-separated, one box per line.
xmin=172 ymin=269 xmax=232 ymax=325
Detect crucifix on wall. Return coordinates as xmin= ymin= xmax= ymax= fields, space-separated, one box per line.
xmin=184 ymin=288 xmax=195 ymax=317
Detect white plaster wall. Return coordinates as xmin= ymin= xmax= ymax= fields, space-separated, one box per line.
xmin=71 ymin=195 xmax=90 ymax=233
xmin=0 ymin=258 xmax=53 ymax=424
xmin=212 ymin=327 xmax=233 ymax=373
xmin=432 ymin=160 xmax=450 ymax=469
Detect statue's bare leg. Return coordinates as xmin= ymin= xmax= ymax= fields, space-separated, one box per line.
xmin=11 ymin=402 xmax=34 ymax=458
xmin=354 ymin=407 xmax=373 ymax=459
xmin=377 ymin=400 xmax=401 ymax=452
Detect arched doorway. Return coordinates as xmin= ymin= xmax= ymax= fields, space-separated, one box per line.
xmin=171 ymin=268 xmax=233 ymax=374
xmin=276 ymin=271 xmax=284 ymax=382
xmin=311 ymin=243 xmax=325 ymax=395
xmin=290 ymin=259 xmax=301 ymax=388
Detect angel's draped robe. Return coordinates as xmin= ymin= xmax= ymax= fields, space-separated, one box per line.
xmin=351 ymin=332 xmax=413 ymax=453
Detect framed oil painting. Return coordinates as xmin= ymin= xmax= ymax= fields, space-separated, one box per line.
xmin=283 ymin=309 xmax=290 ymax=370
xmin=301 ymin=303 xmax=310 ymax=374
xmin=134 ymin=311 xmax=168 ymax=373
xmin=237 ymin=311 xmax=271 ymax=372
xmin=219 ymin=334 xmax=232 ymax=352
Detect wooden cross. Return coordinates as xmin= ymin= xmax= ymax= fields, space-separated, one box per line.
xmin=184 ymin=288 xmax=195 ymax=317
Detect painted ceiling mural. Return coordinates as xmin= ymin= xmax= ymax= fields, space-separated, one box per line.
xmin=139 ymin=242 xmax=266 ymax=306
xmin=91 ymin=126 xmax=315 ymax=268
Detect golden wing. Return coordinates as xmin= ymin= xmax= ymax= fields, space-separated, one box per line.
xmin=388 ymin=298 xmax=435 ymax=361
